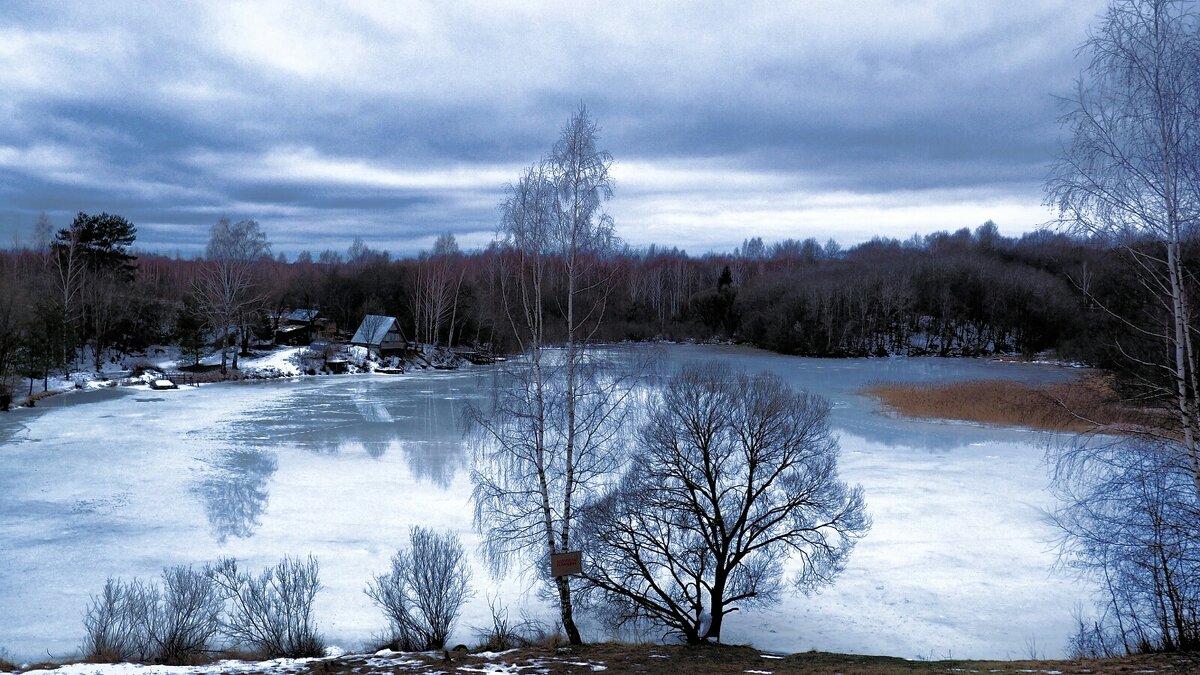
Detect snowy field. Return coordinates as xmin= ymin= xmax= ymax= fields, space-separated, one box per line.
xmin=0 ymin=345 xmax=1089 ymax=663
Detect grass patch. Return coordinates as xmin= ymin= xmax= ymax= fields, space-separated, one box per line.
xmin=862 ymin=374 xmax=1163 ymax=434
xmin=343 ymin=643 xmax=1197 ymax=674
xmin=6 ymin=642 xmax=1198 ymax=674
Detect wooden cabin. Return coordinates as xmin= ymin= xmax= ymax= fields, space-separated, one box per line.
xmin=350 ymin=315 xmax=411 ymax=355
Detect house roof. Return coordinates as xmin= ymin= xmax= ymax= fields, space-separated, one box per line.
xmin=351 ymin=315 xmax=399 ymax=345
xmin=286 ymin=308 xmax=320 ymax=322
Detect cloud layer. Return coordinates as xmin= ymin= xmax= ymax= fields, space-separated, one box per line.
xmin=0 ymin=1 xmax=1109 ymax=256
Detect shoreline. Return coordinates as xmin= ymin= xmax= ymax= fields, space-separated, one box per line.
xmin=3 ymin=345 xmax=472 ymax=412
xmin=5 ymin=342 xmax=1084 ymax=414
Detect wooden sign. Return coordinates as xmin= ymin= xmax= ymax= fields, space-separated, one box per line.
xmin=550 ymin=551 xmax=583 ymax=577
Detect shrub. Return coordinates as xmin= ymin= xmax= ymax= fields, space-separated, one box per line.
xmin=1067 ymin=609 xmax=1119 ymax=660
xmin=366 ymin=527 xmax=472 ymax=651
xmin=1050 ymin=437 xmax=1200 ymax=654
xmin=209 ymin=555 xmax=325 ymax=658
xmin=126 ymin=359 xmax=158 ymax=377
xmin=150 ymin=566 xmax=223 ymax=664
xmin=470 ymin=596 xmax=558 ymax=652
xmin=83 ymin=578 xmax=156 ymax=662
xmin=82 ymin=567 xmax=220 ymax=664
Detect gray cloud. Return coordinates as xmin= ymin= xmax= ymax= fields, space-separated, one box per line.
xmin=0 ymin=1 xmax=1110 ymax=256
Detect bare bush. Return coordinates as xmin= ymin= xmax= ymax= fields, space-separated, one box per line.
xmin=210 ymin=556 xmax=324 ymax=658
xmin=365 ymin=527 xmax=472 ymax=651
xmin=82 ymin=566 xmax=220 ymax=664
xmin=149 ymin=566 xmax=222 ymax=664
xmin=1067 ymin=607 xmax=1120 ymax=660
xmin=469 ymin=596 xmax=558 ymax=652
xmin=83 ymin=578 xmax=154 ymax=662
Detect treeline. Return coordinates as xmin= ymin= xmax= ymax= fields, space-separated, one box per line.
xmin=0 ymin=213 xmax=1160 ymax=405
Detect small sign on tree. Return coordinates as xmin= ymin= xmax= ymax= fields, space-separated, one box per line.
xmin=550 ymin=550 xmax=582 ymax=578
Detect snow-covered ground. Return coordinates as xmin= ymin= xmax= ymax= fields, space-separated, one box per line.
xmin=6 ymin=345 xmax=302 ymax=407
xmin=12 ymin=647 xmax=610 ymax=675
xmin=8 ymin=344 xmax=464 ymax=409
xmin=0 ymin=345 xmax=1090 ymax=664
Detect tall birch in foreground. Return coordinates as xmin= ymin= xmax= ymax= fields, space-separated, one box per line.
xmin=1047 ymin=0 xmax=1200 ymax=654
xmin=1047 ymin=0 xmax=1200 ymax=497
xmin=470 ymin=106 xmax=622 ymax=645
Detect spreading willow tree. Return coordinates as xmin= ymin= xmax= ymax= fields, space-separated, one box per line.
xmin=578 ymin=363 xmax=868 ymax=643
xmin=1046 ymin=0 xmax=1200 ymax=653
xmin=470 ymin=106 xmax=627 ymax=644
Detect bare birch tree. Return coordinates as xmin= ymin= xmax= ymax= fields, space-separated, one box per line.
xmin=471 ymin=106 xmax=623 ymax=645
xmin=196 ymin=218 xmax=270 ymax=374
xmin=1047 ymin=0 xmax=1200 ymax=497
xmin=1046 ymin=0 xmax=1200 ymax=654
xmin=412 ymin=233 xmax=464 ymax=346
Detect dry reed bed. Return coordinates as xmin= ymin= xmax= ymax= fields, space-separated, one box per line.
xmin=862 ymin=374 xmax=1162 ymax=434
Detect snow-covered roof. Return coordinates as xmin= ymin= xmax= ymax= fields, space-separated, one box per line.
xmin=286 ymin=308 xmax=320 ymax=323
xmin=351 ymin=315 xmax=399 ymax=345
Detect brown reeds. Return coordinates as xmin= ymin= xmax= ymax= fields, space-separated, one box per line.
xmin=862 ymin=374 xmax=1161 ymax=434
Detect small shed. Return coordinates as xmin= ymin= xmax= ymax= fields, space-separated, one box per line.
xmin=275 ymin=324 xmax=311 ymax=346
xmin=351 ymin=315 xmax=410 ymax=354
xmin=276 ymin=308 xmax=332 ymax=345
xmin=285 ymin=308 xmax=321 ymax=325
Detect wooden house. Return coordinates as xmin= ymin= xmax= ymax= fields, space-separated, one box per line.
xmin=350 ymin=315 xmax=411 ymax=354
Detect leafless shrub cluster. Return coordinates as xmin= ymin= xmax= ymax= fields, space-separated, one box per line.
xmin=469 ymin=596 xmax=560 ymax=652
xmin=1067 ymin=607 xmax=1120 ymax=660
xmin=209 ymin=556 xmax=325 ymax=658
xmin=82 ymin=566 xmax=221 ymax=664
xmin=365 ymin=527 xmax=472 ymax=651
xmin=82 ymin=556 xmax=324 ymax=664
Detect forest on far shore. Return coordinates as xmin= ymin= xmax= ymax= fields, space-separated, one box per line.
xmin=0 ymin=213 xmax=1170 ymax=398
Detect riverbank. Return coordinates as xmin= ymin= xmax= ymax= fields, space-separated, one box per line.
xmin=3 ymin=344 xmax=467 ymax=411
xmin=5 ymin=643 xmax=1195 ymax=675
xmin=862 ymin=373 xmax=1165 ymax=434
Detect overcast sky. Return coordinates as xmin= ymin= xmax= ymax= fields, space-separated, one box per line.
xmin=0 ymin=1 xmax=1111 ymax=258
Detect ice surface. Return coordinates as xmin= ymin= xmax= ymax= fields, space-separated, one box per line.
xmin=0 ymin=345 xmax=1088 ymax=662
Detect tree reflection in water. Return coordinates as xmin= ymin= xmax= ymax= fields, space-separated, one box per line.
xmin=400 ymin=385 xmax=464 ymax=488
xmin=192 ymin=449 xmax=278 ymax=544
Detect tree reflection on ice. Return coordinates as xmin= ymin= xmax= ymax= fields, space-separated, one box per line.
xmin=192 ymin=448 xmax=278 ymax=544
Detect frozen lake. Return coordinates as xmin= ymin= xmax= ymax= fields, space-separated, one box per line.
xmin=0 ymin=345 xmax=1089 ymax=661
